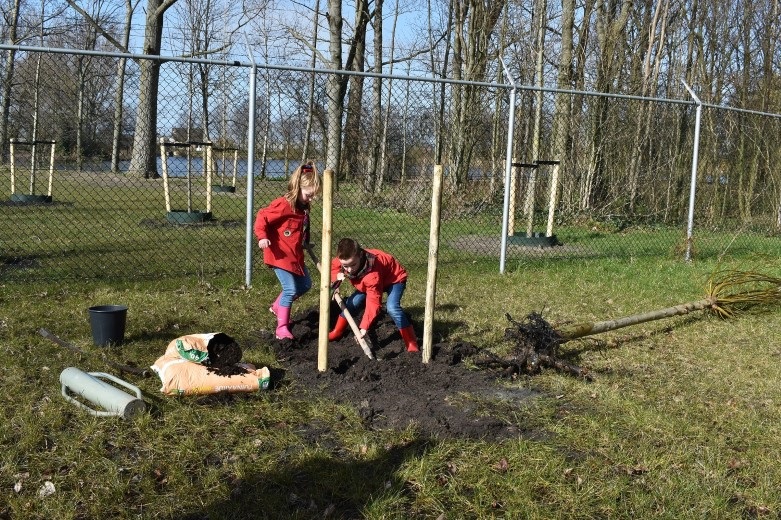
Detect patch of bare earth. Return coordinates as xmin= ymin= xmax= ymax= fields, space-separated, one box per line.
xmin=248 ymin=304 xmax=544 ymax=442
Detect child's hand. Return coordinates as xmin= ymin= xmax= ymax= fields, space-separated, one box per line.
xmin=258 ymin=239 xmax=270 ymax=249
xmin=336 ymin=272 xmax=345 ymax=281
xmin=357 ymin=328 xmax=367 ymax=340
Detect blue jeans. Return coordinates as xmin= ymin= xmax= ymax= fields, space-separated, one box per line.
xmin=343 ymin=281 xmax=410 ymax=329
xmin=273 ymin=266 xmax=312 ymax=307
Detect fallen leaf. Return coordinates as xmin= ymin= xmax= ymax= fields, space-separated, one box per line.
xmin=493 ymin=458 xmax=509 ymax=473
xmin=38 ymin=481 xmax=55 ymax=497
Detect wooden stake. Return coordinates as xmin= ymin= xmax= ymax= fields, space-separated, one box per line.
xmin=423 ymin=164 xmax=443 ymax=363
xmin=317 ymin=169 xmax=334 ymax=372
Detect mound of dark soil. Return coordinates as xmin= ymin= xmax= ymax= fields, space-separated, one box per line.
xmin=251 ymin=304 xmax=541 ymax=442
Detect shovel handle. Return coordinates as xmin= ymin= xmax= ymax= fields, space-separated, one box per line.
xmin=305 ymin=247 xmax=375 ymax=360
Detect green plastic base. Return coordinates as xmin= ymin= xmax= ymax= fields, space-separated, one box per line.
xmin=507 ymin=233 xmax=561 ymax=247
xmin=10 ymin=193 xmax=52 ymax=203
xmin=166 ymin=210 xmax=213 ymax=224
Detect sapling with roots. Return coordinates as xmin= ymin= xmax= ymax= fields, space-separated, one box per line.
xmin=481 ymin=270 xmax=781 ymax=380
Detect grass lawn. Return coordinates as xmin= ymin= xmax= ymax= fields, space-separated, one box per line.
xmin=2 ymin=172 xmax=781 ymax=518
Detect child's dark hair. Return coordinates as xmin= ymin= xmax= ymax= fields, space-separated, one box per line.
xmin=284 ymin=160 xmax=321 ymax=208
xmin=336 ymin=238 xmax=362 ymax=260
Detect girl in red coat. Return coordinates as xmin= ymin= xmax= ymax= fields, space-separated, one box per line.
xmin=328 ymin=237 xmax=419 ymax=352
xmin=254 ymin=161 xmax=321 ymax=339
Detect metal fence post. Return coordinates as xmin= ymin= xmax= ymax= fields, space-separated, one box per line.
xmin=682 ymin=80 xmax=702 ymax=263
xmin=499 ymin=57 xmax=517 ymax=274
xmin=244 ymin=37 xmax=258 ymax=287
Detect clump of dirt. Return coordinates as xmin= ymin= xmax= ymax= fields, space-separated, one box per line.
xmin=204 ymin=333 xmax=245 ymax=376
xmin=250 ymin=304 xmax=541 ymax=441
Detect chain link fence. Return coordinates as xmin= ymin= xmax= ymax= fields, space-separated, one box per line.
xmin=1 ymin=46 xmax=780 ymax=283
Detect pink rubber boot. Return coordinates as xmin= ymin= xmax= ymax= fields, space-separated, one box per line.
xmin=269 ymin=293 xmax=283 ymax=316
xmin=275 ymin=306 xmax=294 ymax=340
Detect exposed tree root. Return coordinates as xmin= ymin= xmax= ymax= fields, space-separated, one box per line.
xmin=474 ymin=312 xmax=592 ymax=381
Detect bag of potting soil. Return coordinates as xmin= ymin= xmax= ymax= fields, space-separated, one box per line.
xmin=151 ymin=333 xmax=271 ymax=396
xmin=164 ymin=332 xmax=242 ymax=367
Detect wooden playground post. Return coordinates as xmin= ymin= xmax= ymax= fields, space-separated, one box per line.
xmin=47 ymin=141 xmax=55 ymax=197
xmin=9 ymin=139 xmax=15 ymax=194
xmin=231 ymin=148 xmax=238 ymax=188
xmin=28 ymin=140 xmax=36 ymax=194
xmin=523 ymin=163 xmax=538 ymax=237
xmin=541 ymin=160 xmax=561 ymax=237
xmin=159 ymin=138 xmax=172 ymax=212
xmin=8 ymin=139 xmax=56 ymax=201
xmin=205 ymin=143 xmax=213 ymax=214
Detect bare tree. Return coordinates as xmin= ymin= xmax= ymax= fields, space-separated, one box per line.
xmin=449 ymin=0 xmax=505 ymax=188
xmin=0 ymin=0 xmax=22 ymax=164
xmin=580 ymin=0 xmax=633 ymax=210
xmin=127 ymin=0 xmax=178 ymax=178
xmin=301 ymin=0 xmax=321 ymax=162
xmin=111 ymin=0 xmax=140 ymax=173
xmin=626 ymin=0 xmax=670 ymax=214
xmin=365 ymin=0 xmax=384 ymax=193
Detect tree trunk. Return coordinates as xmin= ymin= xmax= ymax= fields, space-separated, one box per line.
xmin=325 ymin=0 xmax=344 ymax=170
xmin=430 ymin=0 xmax=453 ymax=166
xmin=580 ymin=0 xmax=633 ymax=211
xmin=550 ymin=0 xmax=574 ymax=221
xmin=302 ymin=0 xmax=320 ymax=163
xmin=375 ymin=0 xmax=400 ymax=194
xmin=522 ymin=0 xmax=547 ymax=236
xmin=558 ymin=299 xmax=713 ymax=342
xmin=111 ymin=0 xmax=134 ymax=173
xmin=128 ymin=0 xmax=178 ymax=179
xmin=0 ymin=0 xmax=21 ymax=165
xmin=449 ymin=0 xmax=504 ymax=189
xmin=365 ymin=0 xmax=383 ymax=194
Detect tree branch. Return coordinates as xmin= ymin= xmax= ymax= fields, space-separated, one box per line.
xmin=64 ymin=0 xmax=128 ymax=53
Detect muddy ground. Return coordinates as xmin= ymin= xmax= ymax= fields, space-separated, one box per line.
xmin=246 ymin=303 xmax=543 ymax=442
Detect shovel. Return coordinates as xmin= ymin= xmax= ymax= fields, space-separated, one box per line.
xmin=305 ymin=246 xmax=375 ymax=360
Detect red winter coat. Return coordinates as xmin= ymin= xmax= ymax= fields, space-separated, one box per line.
xmin=330 ymin=249 xmax=407 ymax=330
xmin=254 ymin=196 xmax=309 ymax=275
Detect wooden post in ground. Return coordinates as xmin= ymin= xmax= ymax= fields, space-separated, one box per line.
xmin=423 ymin=164 xmax=443 ymax=363
xmin=159 ymin=139 xmax=171 ymax=212
xmin=205 ymin=143 xmax=213 ymax=214
xmin=541 ymin=160 xmax=561 ymax=237
xmin=46 ymin=142 xmax=55 ymax=198
xmin=231 ymin=149 xmax=238 ymax=187
xmin=9 ymin=138 xmax=15 ymax=195
xmin=318 ymin=168 xmax=334 ymax=372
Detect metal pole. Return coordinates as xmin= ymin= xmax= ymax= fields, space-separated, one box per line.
xmin=244 ymin=36 xmax=258 ymax=287
xmin=682 ymin=80 xmax=702 ymax=262
xmin=499 ymin=56 xmax=517 ymax=274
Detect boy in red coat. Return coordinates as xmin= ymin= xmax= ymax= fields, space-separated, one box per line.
xmin=254 ymin=161 xmax=321 ymax=339
xmin=329 ymin=238 xmax=419 ymax=352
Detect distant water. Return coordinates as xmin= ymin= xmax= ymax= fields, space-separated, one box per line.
xmin=52 ymin=157 xmax=497 ymax=181
xmin=55 ymin=157 xmax=295 ymax=179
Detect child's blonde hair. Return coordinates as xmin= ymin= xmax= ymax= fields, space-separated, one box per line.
xmin=284 ymin=160 xmax=321 ymax=208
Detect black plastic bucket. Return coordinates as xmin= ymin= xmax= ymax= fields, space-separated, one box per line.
xmin=88 ymin=305 xmax=128 ymax=346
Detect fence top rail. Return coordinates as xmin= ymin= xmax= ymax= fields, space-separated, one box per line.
xmin=3 ymin=43 xmax=781 ymax=120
